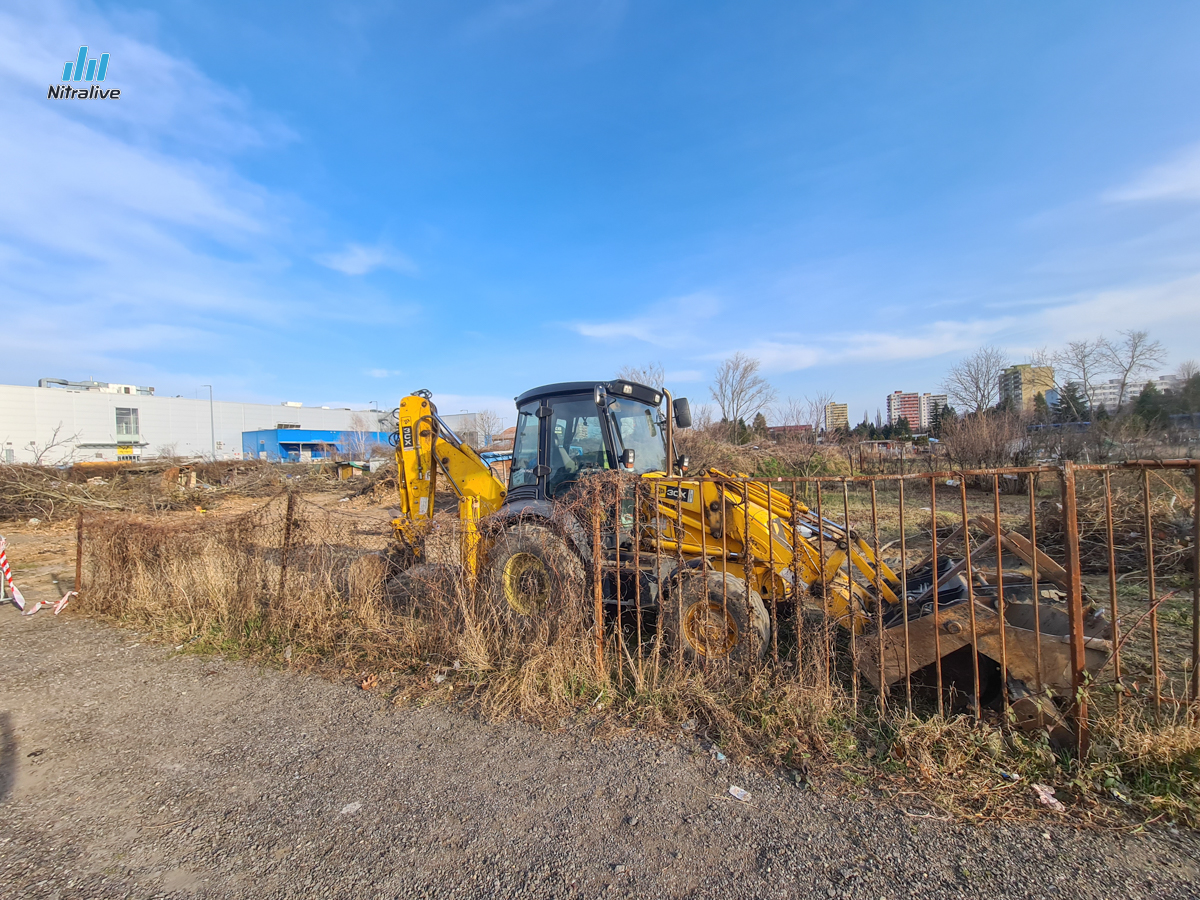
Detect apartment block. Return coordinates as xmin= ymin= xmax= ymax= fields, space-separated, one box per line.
xmin=885 ymin=391 xmax=920 ymax=428
xmin=919 ymin=393 xmax=948 ymax=429
xmin=999 ymin=365 xmax=1055 ymax=411
xmin=824 ymin=402 xmax=849 ymax=431
xmin=886 ymin=391 xmax=948 ymax=429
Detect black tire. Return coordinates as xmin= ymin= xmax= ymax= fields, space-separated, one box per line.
xmin=661 ymin=572 xmax=770 ymax=666
xmin=484 ymin=524 xmax=586 ymax=618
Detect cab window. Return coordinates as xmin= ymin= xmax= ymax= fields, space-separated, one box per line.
xmin=606 ymin=398 xmax=668 ymax=474
xmin=509 ymin=406 xmax=540 ymax=488
xmin=546 ymin=397 xmax=607 ymax=497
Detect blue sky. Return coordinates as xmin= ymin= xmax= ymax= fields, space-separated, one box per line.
xmin=3 ymin=1 xmax=1200 ymax=425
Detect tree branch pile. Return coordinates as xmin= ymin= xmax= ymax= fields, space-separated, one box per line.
xmin=1037 ymin=474 xmax=1196 ymax=575
xmin=0 ymin=460 xmax=349 ymax=521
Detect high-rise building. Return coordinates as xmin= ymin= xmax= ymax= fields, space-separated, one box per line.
xmin=920 ymin=393 xmax=948 ymax=429
xmin=999 ymin=365 xmax=1055 ymax=411
xmin=824 ymin=402 xmax=849 ymax=431
xmin=885 ymin=391 xmax=920 ymax=428
xmin=886 ymin=391 xmax=948 ymax=429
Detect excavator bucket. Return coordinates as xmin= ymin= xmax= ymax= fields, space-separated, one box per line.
xmin=675 ymin=475 xmax=1110 ymax=740
xmin=845 ymin=514 xmax=1113 ymax=740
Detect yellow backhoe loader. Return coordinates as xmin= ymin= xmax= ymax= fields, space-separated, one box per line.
xmin=387 ymin=380 xmax=1109 ymax=722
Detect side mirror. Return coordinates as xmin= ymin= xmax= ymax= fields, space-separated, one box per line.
xmin=673 ymin=397 xmax=692 ymax=429
xmin=620 ymin=448 xmax=636 ymax=470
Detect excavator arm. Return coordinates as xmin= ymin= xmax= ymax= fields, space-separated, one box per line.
xmin=392 ymin=391 xmax=507 ymax=577
xmin=642 ymin=469 xmax=904 ymax=631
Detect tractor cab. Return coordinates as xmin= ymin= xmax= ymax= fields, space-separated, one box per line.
xmin=506 ymin=380 xmax=690 ymax=502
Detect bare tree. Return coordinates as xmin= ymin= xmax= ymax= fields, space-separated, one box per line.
xmin=343 ymin=413 xmax=374 ymax=461
xmin=28 ymin=423 xmax=80 ymax=465
xmin=691 ymin=402 xmax=716 ymax=431
xmin=1100 ymin=330 xmax=1167 ymax=411
xmin=710 ymin=353 xmax=777 ymax=442
xmin=1176 ymin=359 xmax=1199 ymax=382
xmin=615 ymin=362 xmax=665 ymax=389
xmin=1051 ymin=337 xmax=1108 ymax=408
xmin=779 ymin=391 xmax=833 ymax=441
xmin=942 ymin=345 xmax=1008 ymax=413
xmin=474 ymin=409 xmax=504 ymax=449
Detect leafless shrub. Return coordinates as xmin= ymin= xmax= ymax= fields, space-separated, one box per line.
xmin=939 ymin=411 xmax=1029 ymax=474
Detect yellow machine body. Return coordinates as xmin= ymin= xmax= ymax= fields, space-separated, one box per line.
xmin=391 ymin=393 xmax=506 ymax=579
xmin=640 ymin=470 xmax=902 ymax=632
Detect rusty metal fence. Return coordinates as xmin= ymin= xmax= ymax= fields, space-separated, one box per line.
xmin=583 ymin=460 xmax=1199 ymax=754
xmin=70 ymin=458 xmax=1198 ymax=757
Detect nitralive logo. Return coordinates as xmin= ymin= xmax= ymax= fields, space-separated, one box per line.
xmin=47 ymin=46 xmax=120 ymax=100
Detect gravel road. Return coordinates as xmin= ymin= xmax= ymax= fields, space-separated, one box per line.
xmin=2 ymin=602 xmax=1199 ymax=899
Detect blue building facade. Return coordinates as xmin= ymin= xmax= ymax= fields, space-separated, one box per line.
xmin=242 ymin=428 xmax=391 ymax=461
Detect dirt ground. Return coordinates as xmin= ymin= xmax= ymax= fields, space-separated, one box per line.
xmin=2 ymin=590 xmax=1200 ymax=897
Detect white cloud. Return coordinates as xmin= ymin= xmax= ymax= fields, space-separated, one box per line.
xmin=317 ymin=242 xmax=417 ymax=276
xmin=0 ymin=1 xmax=299 ymax=383
xmin=0 ymin=1 xmax=415 ymax=391
xmin=1038 ymin=273 xmax=1200 ymax=337
xmin=1105 ymin=142 xmax=1200 ymax=204
xmin=366 ymin=368 xmax=403 ymax=378
xmin=0 ymin=4 xmax=293 ymax=155
xmin=724 ymin=317 xmax=1012 ymax=373
xmin=664 ymin=369 xmax=704 ymax=382
xmin=571 ymin=292 xmax=719 ymax=348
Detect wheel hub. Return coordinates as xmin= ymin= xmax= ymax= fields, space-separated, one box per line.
xmin=502 ymin=552 xmax=550 ymax=615
xmin=682 ymin=601 xmax=739 ymax=658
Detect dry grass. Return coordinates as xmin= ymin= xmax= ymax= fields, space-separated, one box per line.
xmin=72 ymin=487 xmax=1200 ymax=828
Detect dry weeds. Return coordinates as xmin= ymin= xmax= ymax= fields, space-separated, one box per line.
xmin=72 ymin=488 xmax=1200 ymax=829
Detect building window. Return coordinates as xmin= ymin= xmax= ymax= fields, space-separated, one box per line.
xmin=116 ymin=407 xmax=139 ymax=437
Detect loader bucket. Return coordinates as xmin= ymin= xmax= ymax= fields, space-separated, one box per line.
xmin=856 ymin=599 xmax=1112 ymax=694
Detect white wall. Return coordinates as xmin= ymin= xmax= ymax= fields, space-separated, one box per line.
xmin=0 ymin=384 xmax=392 ymax=463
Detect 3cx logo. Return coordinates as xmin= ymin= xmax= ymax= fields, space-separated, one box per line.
xmin=47 ymin=46 xmax=121 ymax=100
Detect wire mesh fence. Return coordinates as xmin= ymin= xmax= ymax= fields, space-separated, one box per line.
xmin=73 ymin=460 xmax=1198 ymax=756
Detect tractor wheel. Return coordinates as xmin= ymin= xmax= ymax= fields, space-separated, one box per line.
xmin=662 ymin=572 xmax=770 ymax=666
xmin=484 ymin=524 xmax=586 ymax=618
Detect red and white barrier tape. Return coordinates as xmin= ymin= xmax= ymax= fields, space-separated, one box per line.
xmin=22 ymin=590 xmax=75 ymax=617
xmin=0 ymin=536 xmax=26 ymax=611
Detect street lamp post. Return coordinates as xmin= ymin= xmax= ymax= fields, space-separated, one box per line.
xmin=202 ymin=385 xmax=215 ymax=461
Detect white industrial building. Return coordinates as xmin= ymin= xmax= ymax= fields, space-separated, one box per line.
xmin=0 ymin=379 xmax=401 ymax=464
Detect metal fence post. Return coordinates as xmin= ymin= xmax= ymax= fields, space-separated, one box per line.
xmin=1058 ymin=461 xmax=1090 ymax=756
xmin=74 ymin=509 xmax=84 ymax=593
xmin=1193 ymin=463 xmax=1200 ymax=712
xmin=277 ymin=489 xmax=297 ymax=616
xmin=592 ymin=488 xmax=606 ymax=682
